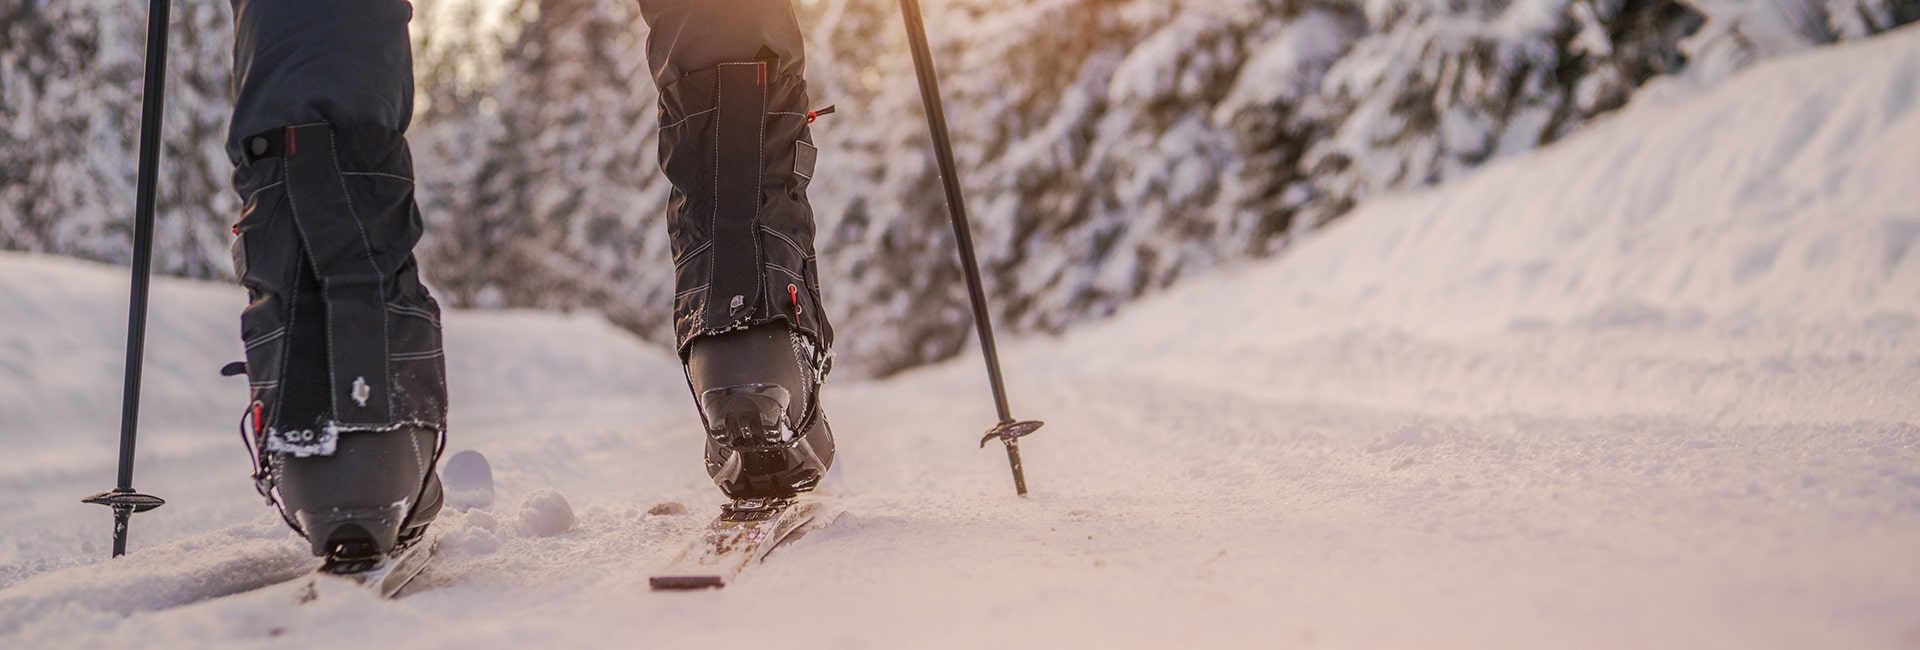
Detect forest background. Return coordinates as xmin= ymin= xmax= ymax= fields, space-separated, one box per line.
xmin=4 ymin=0 xmax=1915 ymax=375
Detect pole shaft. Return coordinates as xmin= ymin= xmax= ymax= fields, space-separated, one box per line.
xmin=109 ymin=0 xmax=171 ymax=555
xmin=897 ymin=0 xmax=1015 ymax=424
xmin=899 ymin=0 xmax=1035 ymax=497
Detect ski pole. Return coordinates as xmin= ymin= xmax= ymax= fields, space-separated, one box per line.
xmin=897 ymin=0 xmax=1043 ymax=496
xmin=82 ymin=0 xmax=172 ymax=557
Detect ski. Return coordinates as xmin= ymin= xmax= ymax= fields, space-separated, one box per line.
xmin=649 ymin=496 xmax=833 ymax=590
xmin=441 ymin=449 xmax=496 ymax=512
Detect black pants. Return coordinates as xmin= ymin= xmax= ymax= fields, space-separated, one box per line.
xmin=225 ymin=0 xmax=811 ymax=152
xmin=227 ymin=0 xmax=831 ymax=446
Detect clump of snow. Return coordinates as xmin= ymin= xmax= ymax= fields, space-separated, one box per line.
xmin=436 ymin=510 xmax=505 ymax=558
xmin=515 ymin=490 xmax=576 ymax=537
xmin=645 ymin=502 xmax=688 ymax=517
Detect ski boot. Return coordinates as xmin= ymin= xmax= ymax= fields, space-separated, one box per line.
xmin=687 ymin=326 xmax=835 ymax=499
xmin=269 ymin=427 xmax=444 ymax=570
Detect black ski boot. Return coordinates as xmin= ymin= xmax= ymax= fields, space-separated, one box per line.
xmin=652 ymin=57 xmax=837 ymax=498
xmin=687 ymin=326 xmax=835 ymax=498
xmin=269 ymin=427 xmax=443 ymax=562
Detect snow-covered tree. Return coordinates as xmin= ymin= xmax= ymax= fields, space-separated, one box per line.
xmin=412 ymin=0 xmax=676 ymax=338
xmin=11 ymin=0 xmax=1917 ymax=377
xmin=0 ymin=0 xmax=235 ymax=278
xmin=403 ymin=0 xmax=1698 ymax=375
xmin=792 ymin=0 xmax=1708 ymax=373
xmin=1293 ymin=0 xmax=1701 ymax=228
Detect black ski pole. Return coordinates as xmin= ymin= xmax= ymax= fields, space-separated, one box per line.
xmin=81 ymin=0 xmax=172 ymax=557
xmin=897 ymin=0 xmax=1044 ymax=496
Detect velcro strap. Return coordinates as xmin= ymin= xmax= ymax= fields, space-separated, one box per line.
xmin=704 ymin=61 xmax=773 ymax=329
xmin=278 ymin=123 xmax=393 ymax=425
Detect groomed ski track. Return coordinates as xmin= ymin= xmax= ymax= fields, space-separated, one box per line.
xmin=4 ymin=25 xmax=1920 ymax=650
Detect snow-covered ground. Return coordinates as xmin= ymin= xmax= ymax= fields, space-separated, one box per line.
xmin=4 ymin=25 xmax=1920 ymax=650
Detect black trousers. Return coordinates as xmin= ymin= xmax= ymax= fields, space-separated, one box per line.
xmin=227 ymin=0 xmax=831 ymax=447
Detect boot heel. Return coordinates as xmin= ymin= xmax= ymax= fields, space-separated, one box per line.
xmin=270 ymin=427 xmax=443 ymax=556
xmin=295 ymin=502 xmax=411 ymax=557
xmin=700 ymin=384 xmax=793 ymax=446
xmin=686 ymin=326 xmax=833 ymax=498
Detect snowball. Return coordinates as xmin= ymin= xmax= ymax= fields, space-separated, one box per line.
xmin=516 ymin=489 xmax=576 ymax=537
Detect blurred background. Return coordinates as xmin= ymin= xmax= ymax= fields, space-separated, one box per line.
xmin=3 ymin=0 xmax=1915 ymax=375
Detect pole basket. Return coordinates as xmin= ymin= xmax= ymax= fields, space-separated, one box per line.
xmin=82 ymin=489 xmax=167 ymax=514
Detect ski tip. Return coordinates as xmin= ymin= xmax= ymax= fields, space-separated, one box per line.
xmin=650 ymin=575 xmax=726 ymax=591
xmin=442 ymin=450 xmax=495 ymax=512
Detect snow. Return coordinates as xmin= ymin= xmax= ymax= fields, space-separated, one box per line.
xmin=3 ymin=25 xmax=1920 ymax=650
xmin=1215 ymin=9 xmax=1356 ymax=115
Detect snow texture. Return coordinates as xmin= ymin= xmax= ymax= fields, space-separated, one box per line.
xmin=3 ymin=25 xmax=1919 ymax=648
